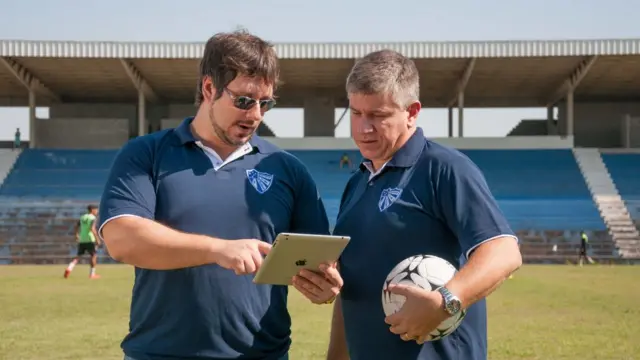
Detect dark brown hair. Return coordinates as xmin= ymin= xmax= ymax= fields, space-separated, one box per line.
xmin=195 ymin=30 xmax=280 ymax=106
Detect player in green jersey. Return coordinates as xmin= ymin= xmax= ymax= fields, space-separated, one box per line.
xmin=64 ymin=204 xmax=101 ymax=279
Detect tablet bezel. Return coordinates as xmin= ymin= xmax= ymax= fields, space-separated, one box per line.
xmin=253 ymin=232 xmax=350 ymax=286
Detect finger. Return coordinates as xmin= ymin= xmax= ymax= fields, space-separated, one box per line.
xmin=294 ymin=275 xmax=339 ymax=304
xmin=416 ymin=334 xmax=429 ymax=345
xmin=292 ymin=279 xmax=321 ymax=303
xmin=389 ymin=324 xmax=408 ymax=335
xmin=297 ymin=270 xmax=329 ymax=292
xmin=293 ymin=281 xmax=318 ymax=301
xmin=400 ymin=333 xmax=414 ymax=342
xmin=293 ymin=275 xmax=323 ymax=296
xmin=318 ymin=265 xmax=343 ymax=288
xmin=256 ymin=241 xmax=272 ymax=255
xmin=384 ymin=311 xmax=404 ymax=326
xmin=234 ymin=259 xmax=246 ymax=275
xmin=318 ymin=262 xmax=339 ymax=275
xmin=387 ymin=283 xmax=415 ymax=296
xmin=250 ymin=249 xmax=263 ymax=272
xmin=320 ymin=261 xmax=338 ymax=269
xmin=244 ymin=256 xmax=256 ymax=274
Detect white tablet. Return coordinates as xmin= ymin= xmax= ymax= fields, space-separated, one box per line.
xmin=253 ymin=232 xmax=350 ymax=286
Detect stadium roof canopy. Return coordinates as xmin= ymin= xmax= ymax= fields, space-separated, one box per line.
xmin=1 ymin=38 xmax=640 ymax=108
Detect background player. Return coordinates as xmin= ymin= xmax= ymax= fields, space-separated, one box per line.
xmin=339 ymin=152 xmax=352 ymax=169
xmin=578 ymin=230 xmax=595 ymax=266
xmin=64 ymin=204 xmax=101 ymax=279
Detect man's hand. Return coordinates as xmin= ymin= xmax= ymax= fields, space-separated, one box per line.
xmin=384 ymin=284 xmax=450 ymax=343
xmin=213 ymin=239 xmax=272 ymax=275
xmin=292 ymin=262 xmax=343 ymax=304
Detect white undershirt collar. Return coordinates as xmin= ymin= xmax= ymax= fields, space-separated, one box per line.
xmin=362 ymin=161 xmax=390 ymax=181
xmin=194 ymin=141 xmax=253 ymax=171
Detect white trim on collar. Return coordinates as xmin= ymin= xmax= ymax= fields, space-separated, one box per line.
xmin=194 ymin=141 xmax=253 ymax=171
xmin=363 ymin=161 xmax=390 ymax=181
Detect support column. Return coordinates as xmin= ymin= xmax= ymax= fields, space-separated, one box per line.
xmin=546 ymin=106 xmax=554 ymax=135
xmin=622 ymin=114 xmax=631 ymax=148
xmin=446 ymin=58 xmax=474 ymax=138
xmin=448 ymin=107 xmax=453 ymax=138
xmin=138 ymin=91 xmax=146 ymax=137
xmin=28 ymin=90 xmax=36 ymax=148
xmin=566 ymin=90 xmax=574 ymax=137
xmin=303 ymin=96 xmax=335 ymax=137
xmin=457 ymin=92 xmax=464 ymax=137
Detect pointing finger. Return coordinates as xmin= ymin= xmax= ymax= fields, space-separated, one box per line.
xmin=256 ymin=241 xmax=272 ymax=255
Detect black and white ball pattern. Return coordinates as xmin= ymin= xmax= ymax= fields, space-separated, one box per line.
xmin=381 ymin=255 xmax=466 ymax=342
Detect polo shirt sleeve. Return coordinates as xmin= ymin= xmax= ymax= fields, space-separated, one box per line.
xmin=97 ymin=137 xmax=156 ymax=237
xmin=436 ymin=155 xmax=517 ymax=259
xmin=290 ymin=163 xmax=331 ymax=235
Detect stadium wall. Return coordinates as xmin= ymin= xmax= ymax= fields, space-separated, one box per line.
xmin=557 ymin=101 xmax=640 ymax=148
xmin=49 ymin=103 xmax=138 ymax=134
xmin=508 ymin=119 xmax=557 ymax=136
xmin=40 ymin=102 xmax=639 ymax=150
xmin=35 ymin=118 xmax=129 ymax=149
xmin=303 ymin=97 xmax=335 ymax=136
xmin=265 ymin=136 xmax=573 ymax=150
xmin=49 ymin=103 xmax=186 ymax=135
xmin=47 ymin=103 xmax=276 ymax=137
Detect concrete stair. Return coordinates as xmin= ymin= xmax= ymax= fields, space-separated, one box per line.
xmin=0 ymin=149 xmax=21 ymax=186
xmin=573 ymin=148 xmax=640 ymax=258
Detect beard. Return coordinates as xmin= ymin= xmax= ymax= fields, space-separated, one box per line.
xmin=208 ymin=104 xmax=253 ymax=147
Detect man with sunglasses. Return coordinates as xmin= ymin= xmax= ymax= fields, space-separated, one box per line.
xmin=98 ymin=30 xmax=342 ymax=360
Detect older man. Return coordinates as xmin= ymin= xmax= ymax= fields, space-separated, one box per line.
xmin=99 ymin=30 xmax=342 ymax=360
xmin=325 ymin=50 xmax=522 ymax=360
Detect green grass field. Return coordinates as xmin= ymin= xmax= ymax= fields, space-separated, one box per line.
xmin=1 ymin=264 xmax=639 ymax=360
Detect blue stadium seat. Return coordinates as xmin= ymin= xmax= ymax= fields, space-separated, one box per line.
xmin=462 ymin=149 xmax=605 ymax=230
xmin=291 ymin=149 xmax=605 ymax=231
xmin=601 ymin=153 xmax=640 ymax=221
xmin=287 ymin=150 xmax=363 ymax=229
xmin=0 ymin=149 xmax=118 ymax=200
xmin=0 ymin=147 xmax=609 ymax=231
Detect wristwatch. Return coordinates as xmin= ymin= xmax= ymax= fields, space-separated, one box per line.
xmin=437 ymin=287 xmax=462 ymax=316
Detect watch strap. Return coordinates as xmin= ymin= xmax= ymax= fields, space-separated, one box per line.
xmin=438 ymin=287 xmax=460 ymax=315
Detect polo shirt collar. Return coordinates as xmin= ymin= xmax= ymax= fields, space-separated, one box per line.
xmin=175 ymin=117 xmax=197 ymax=145
xmin=360 ymin=127 xmax=426 ymax=172
xmin=174 ymin=116 xmax=268 ymax=153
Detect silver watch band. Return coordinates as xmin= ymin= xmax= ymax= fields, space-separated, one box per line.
xmin=438 ymin=287 xmax=461 ymax=315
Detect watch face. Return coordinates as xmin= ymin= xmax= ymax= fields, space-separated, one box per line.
xmin=447 ymin=299 xmax=461 ymax=315
xmin=439 ymin=287 xmax=461 ymax=315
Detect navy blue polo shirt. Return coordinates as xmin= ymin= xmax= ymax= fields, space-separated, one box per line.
xmin=97 ymin=117 xmax=330 ymax=360
xmin=333 ymin=127 xmax=517 ymax=360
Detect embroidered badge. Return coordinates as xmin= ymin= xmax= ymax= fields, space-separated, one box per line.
xmin=246 ymin=169 xmax=274 ymax=194
xmin=378 ymin=187 xmax=403 ymax=212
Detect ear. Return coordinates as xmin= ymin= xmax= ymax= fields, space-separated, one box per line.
xmin=201 ymin=76 xmax=217 ymax=102
xmin=406 ymin=101 xmax=421 ymax=128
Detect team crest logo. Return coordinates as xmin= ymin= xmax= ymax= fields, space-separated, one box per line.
xmin=246 ymin=169 xmax=274 ymax=194
xmin=378 ymin=187 xmax=403 ymax=212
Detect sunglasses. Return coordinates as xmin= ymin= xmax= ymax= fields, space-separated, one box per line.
xmin=224 ymin=88 xmax=276 ymax=112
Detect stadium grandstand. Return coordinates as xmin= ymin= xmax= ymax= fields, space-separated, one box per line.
xmin=0 ymin=38 xmax=639 ymax=265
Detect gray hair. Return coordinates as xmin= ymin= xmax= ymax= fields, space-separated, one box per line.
xmin=345 ymin=50 xmax=420 ymax=108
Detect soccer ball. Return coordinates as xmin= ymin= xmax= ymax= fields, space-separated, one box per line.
xmin=381 ymin=255 xmax=466 ymax=342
